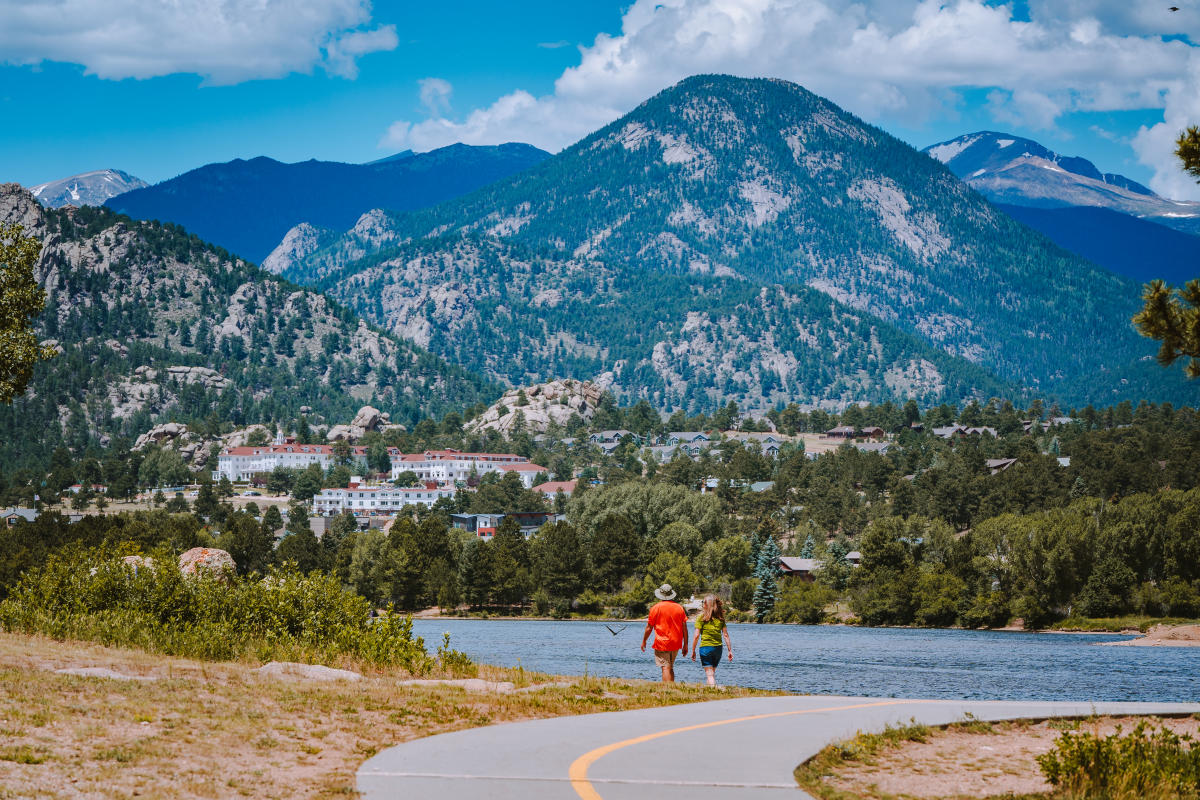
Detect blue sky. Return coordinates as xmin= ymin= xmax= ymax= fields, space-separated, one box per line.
xmin=2 ymin=1 xmax=1198 ymax=198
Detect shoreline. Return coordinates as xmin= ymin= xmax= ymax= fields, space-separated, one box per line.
xmin=409 ymin=614 xmax=1152 ymax=636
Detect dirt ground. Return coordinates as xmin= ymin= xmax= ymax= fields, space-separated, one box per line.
xmin=0 ymin=632 xmax=763 ymax=799
xmin=1106 ymin=624 xmax=1200 ymax=647
xmin=819 ymin=716 xmax=1200 ymax=799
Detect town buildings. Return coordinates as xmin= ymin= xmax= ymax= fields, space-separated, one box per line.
xmin=311 ymin=482 xmax=457 ymax=516
xmin=213 ymin=441 xmax=373 ymax=482
xmin=390 ymin=450 xmax=547 ymax=488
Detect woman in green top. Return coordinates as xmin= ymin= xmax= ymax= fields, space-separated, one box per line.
xmin=691 ymin=594 xmax=732 ymax=686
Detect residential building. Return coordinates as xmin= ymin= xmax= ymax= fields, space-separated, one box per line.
xmin=312 ymin=483 xmax=456 ymax=516
xmin=389 ymin=449 xmax=546 ymax=488
xmin=1 ymin=507 xmax=37 ymax=526
xmin=666 ymin=431 xmax=710 ymax=446
xmin=825 ymin=425 xmax=856 ymax=439
xmin=213 ymin=442 xmax=371 ymax=482
xmin=590 ymin=429 xmax=637 ymax=445
xmin=985 ymin=458 xmax=1019 ymax=475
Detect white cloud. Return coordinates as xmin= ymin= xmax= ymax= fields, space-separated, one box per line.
xmin=380 ymin=0 xmax=1200 ymax=199
xmin=0 ymin=0 xmax=398 ymax=84
xmin=418 ymin=77 xmax=453 ymax=116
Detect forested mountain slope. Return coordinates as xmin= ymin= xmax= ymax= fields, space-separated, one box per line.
xmin=106 ymin=143 xmax=549 ymax=263
xmin=0 ymin=184 xmax=494 ymax=472
xmin=290 ymin=75 xmax=1200 ymax=408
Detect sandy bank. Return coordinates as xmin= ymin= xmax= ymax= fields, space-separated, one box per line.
xmin=1103 ymin=623 xmax=1200 ymax=647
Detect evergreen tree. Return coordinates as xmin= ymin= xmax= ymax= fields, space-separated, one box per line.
xmin=276 ymin=505 xmax=324 ymax=572
xmin=459 ymin=537 xmax=493 ymax=608
xmin=218 ymin=510 xmax=274 ymax=575
xmin=752 ymin=535 xmax=781 ymax=623
xmin=531 ymin=521 xmax=585 ymax=599
xmin=799 ymin=532 xmax=816 ymax=559
xmin=193 ymin=474 xmax=219 ymax=518
xmin=490 ymin=516 xmax=532 ymax=606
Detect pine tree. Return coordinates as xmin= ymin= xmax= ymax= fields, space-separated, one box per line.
xmin=752 ymin=535 xmax=781 ymax=623
xmin=799 ymin=532 xmax=816 ymax=559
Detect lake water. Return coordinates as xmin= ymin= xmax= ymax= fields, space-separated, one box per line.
xmin=412 ymin=619 xmax=1200 ymax=702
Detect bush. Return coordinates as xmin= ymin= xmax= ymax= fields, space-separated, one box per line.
xmin=1038 ymin=721 xmax=1200 ymax=798
xmin=0 ymin=543 xmax=434 ymax=670
xmin=771 ymin=580 xmax=835 ymax=624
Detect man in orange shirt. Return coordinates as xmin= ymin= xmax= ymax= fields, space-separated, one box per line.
xmin=641 ymin=583 xmax=689 ymax=682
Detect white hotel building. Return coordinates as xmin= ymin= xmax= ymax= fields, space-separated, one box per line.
xmin=212 ymin=442 xmax=374 ymax=482
xmin=312 ymin=484 xmax=457 ymax=515
xmin=390 ymin=449 xmax=547 ymax=489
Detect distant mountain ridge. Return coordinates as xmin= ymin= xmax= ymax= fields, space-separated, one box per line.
xmin=287 ymin=75 xmax=1200 ymax=409
xmin=28 ymin=169 xmax=148 ymax=208
xmin=924 ymin=131 xmax=1200 ymax=234
xmin=105 ymin=143 xmax=550 ymax=263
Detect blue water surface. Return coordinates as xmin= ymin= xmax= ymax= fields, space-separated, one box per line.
xmin=412 ymin=619 xmax=1200 ymax=702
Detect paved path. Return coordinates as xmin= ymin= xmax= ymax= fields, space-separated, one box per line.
xmin=358 ymin=695 xmax=1200 ymax=799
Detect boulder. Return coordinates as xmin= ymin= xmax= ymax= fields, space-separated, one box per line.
xmin=326 ymin=424 xmax=356 ymax=442
xmin=255 ymin=662 xmax=362 ymax=681
xmin=351 ymin=405 xmax=383 ymax=431
xmin=133 ymin=422 xmax=188 ymax=451
xmin=178 ymin=547 xmax=236 ymax=578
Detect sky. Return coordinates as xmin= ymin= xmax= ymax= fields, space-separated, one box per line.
xmin=2 ymin=0 xmax=1199 ymax=199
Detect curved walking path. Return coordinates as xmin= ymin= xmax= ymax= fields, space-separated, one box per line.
xmin=358 ymin=695 xmax=1200 ymax=799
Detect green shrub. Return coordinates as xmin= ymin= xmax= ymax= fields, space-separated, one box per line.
xmin=1037 ymin=721 xmax=1200 ymax=799
xmin=771 ymin=580 xmax=835 ymax=624
xmin=0 ymin=543 xmax=434 ymax=670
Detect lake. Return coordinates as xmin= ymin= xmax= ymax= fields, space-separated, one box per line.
xmin=411 ymin=619 xmax=1200 ymax=702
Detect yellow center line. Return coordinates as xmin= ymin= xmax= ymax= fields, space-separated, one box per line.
xmin=568 ymin=699 xmax=927 ymax=800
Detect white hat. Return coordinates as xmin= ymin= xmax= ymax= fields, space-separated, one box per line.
xmin=654 ymin=583 xmax=677 ymax=601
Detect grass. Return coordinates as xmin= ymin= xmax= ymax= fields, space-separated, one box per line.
xmin=1050 ymin=616 xmax=1200 ymax=633
xmin=0 ymin=631 xmax=773 ymax=799
xmin=794 ymin=719 xmax=934 ymax=799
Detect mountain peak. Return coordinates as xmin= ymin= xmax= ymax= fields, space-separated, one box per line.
xmin=26 ymin=168 xmax=148 ymax=209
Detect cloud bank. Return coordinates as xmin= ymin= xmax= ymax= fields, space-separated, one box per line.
xmin=381 ymin=0 xmax=1200 ymax=199
xmin=0 ymin=0 xmax=397 ymax=84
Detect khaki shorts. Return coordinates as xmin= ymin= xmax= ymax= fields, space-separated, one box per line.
xmin=653 ymin=649 xmax=677 ymax=668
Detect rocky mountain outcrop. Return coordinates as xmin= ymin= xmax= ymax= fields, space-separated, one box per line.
xmin=261 ymin=222 xmax=336 ymax=275
xmin=325 ymin=404 xmax=405 ymax=441
xmin=0 ymin=183 xmax=493 ymax=469
xmin=465 ymin=380 xmax=604 ymax=435
xmin=288 ymin=76 xmax=1198 ymax=408
xmin=132 ymin=422 xmax=273 ymax=470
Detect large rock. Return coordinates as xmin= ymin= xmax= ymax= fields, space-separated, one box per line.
xmin=255 ymin=661 xmax=362 ymax=681
xmin=178 ymin=547 xmax=236 ymax=578
xmin=133 ymin=422 xmax=189 ymax=451
xmin=351 ymin=405 xmax=383 ymax=431
xmin=465 ymin=379 xmax=605 ymax=435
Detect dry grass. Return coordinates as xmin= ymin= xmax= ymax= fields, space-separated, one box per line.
xmin=799 ymin=716 xmax=1200 ymax=800
xmin=0 ymin=631 xmax=768 ymax=799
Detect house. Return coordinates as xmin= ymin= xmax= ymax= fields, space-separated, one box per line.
xmin=590 ymin=430 xmax=637 ymax=445
xmin=932 ymin=425 xmax=962 ymax=439
xmin=985 ymin=458 xmax=1018 ymax=475
xmin=749 ymin=481 xmax=775 ymax=493
xmin=853 ymin=441 xmax=891 ymax=455
xmin=825 ymin=425 xmax=857 ymax=439
xmin=1057 ymin=457 xmax=1071 ymax=468
xmin=532 ymin=479 xmax=577 ymax=495
xmin=1 ymin=507 xmax=37 ymax=527
xmin=909 ymin=422 xmax=925 ymax=432
xmin=779 ymin=557 xmax=820 ymax=580
xmin=860 ymin=426 xmax=886 ymax=439
xmin=67 ymin=484 xmax=107 ymax=494
xmin=666 ymin=431 xmax=710 ymax=446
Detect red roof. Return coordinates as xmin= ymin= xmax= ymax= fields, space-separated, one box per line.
xmin=222 ymin=444 xmax=367 ymax=456
xmin=532 ymin=480 xmax=576 ymax=494
xmin=499 ymin=462 xmax=548 ymax=472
